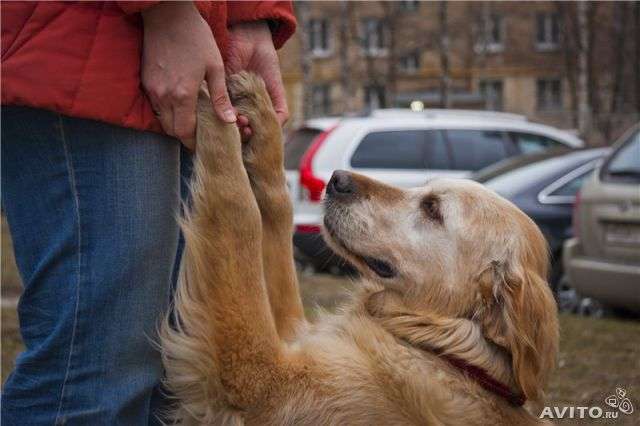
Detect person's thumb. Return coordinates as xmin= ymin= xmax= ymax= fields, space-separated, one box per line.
xmin=206 ymin=66 xmax=236 ymax=123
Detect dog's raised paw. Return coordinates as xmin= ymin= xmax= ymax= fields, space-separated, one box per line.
xmin=227 ymin=72 xmax=272 ymax=118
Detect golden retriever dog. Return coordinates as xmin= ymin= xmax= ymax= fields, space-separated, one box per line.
xmin=160 ymin=72 xmax=559 ymax=425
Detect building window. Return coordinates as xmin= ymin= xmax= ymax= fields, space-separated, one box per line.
xmin=308 ymin=18 xmax=330 ymax=56
xmin=364 ymin=85 xmax=386 ymax=110
xmin=399 ymin=51 xmax=420 ymax=73
xmin=536 ymin=12 xmax=560 ymax=50
xmin=399 ymin=1 xmax=419 ymax=12
xmin=476 ymin=13 xmax=504 ymax=53
xmin=479 ymin=80 xmax=504 ymax=111
xmin=361 ymin=18 xmax=387 ymax=56
xmin=536 ymin=79 xmax=562 ymax=110
xmin=311 ymin=85 xmax=331 ymax=116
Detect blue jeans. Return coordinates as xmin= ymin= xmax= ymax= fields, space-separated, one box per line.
xmin=1 ymin=106 xmax=191 ymax=425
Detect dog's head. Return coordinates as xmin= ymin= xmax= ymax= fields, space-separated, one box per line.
xmin=323 ymin=170 xmax=558 ymax=401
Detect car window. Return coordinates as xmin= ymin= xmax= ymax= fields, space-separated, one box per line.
xmin=284 ymin=128 xmax=323 ymax=170
xmin=424 ymin=130 xmax=450 ymax=169
xmin=446 ymin=130 xmax=508 ymax=171
xmin=603 ymin=130 xmax=640 ymax=183
xmin=351 ymin=130 xmax=425 ymax=169
xmin=484 ymin=155 xmax=579 ymax=198
xmin=511 ymin=132 xmax=563 ymax=154
xmin=473 ymin=149 xmax=568 ymax=183
xmin=548 ymin=169 xmax=593 ymax=197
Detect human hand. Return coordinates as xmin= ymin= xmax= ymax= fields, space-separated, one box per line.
xmin=141 ymin=1 xmax=236 ymax=149
xmin=226 ymin=21 xmax=289 ymax=140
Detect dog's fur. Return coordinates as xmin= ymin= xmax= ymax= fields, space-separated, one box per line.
xmin=160 ymin=73 xmax=559 ymax=425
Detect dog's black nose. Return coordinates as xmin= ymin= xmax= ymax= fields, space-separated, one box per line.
xmin=327 ymin=170 xmax=355 ymax=196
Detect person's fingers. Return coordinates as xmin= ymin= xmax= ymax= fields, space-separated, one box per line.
xmin=237 ymin=115 xmax=250 ymax=127
xmin=275 ymin=110 xmax=289 ymax=127
xmin=180 ymin=136 xmax=196 ymax=151
xmin=147 ymin=86 xmax=177 ymax=136
xmin=160 ymin=108 xmax=176 ymax=139
xmin=205 ymin=65 xmax=236 ymax=124
xmin=155 ymin=105 xmax=176 ymax=138
xmin=172 ymin=89 xmax=198 ymax=142
xmin=237 ymin=114 xmax=252 ymax=142
xmin=263 ymin=70 xmax=289 ymax=126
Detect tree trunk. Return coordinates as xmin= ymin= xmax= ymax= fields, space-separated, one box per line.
xmin=610 ymin=2 xmax=627 ymax=113
xmin=439 ymin=1 xmax=452 ymax=109
xmin=295 ymin=2 xmax=313 ymax=120
xmin=557 ymin=3 xmax=579 ymax=128
xmin=576 ymin=1 xmax=591 ymax=138
xmin=339 ymin=2 xmax=355 ymax=113
xmin=381 ymin=2 xmax=398 ymax=107
xmin=606 ymin=2 xmax=629 ymax=140
xmin=586 ymin=3 xmax=601 ymax=132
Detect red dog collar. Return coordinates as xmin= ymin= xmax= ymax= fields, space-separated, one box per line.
xmin=441 ymin=354 xmax=526 ymax=407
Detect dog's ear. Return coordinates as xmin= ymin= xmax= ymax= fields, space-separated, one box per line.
xmin=480 ymin=245 xmax=559 ymax=402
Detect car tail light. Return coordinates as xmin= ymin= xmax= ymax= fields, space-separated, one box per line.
xmin=572 ymin=190 xmax=582 ymax=239
xmin=295 ymin=224 xmax=322 ymax=234
xmin=299 ymin=126 xmax=336 ymax=202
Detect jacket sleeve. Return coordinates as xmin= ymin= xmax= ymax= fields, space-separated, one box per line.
xmin=226 ymin=1 xmax=297 ymax=49
xmin=116 ymin=1 xmax=160 ymax=14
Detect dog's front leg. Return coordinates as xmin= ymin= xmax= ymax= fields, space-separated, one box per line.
xmin=161 ymin=82 xmax=289 ymax=422
xmin=229 ymin=73 xmax=305 ymax=341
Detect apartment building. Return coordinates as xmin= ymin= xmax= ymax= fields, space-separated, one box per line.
xmin=278 ymin=1 xmax=639 ymax=142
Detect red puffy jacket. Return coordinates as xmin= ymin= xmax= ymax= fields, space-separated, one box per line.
xmin=1 ymin=1 xmax=296 ymax=134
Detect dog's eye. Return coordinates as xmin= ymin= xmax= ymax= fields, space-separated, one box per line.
xmin=421 ymin=194 xmax=443 ymax=225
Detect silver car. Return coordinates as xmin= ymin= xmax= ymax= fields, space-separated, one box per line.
xmin=563 ymin=124 xmax=640 ymax=313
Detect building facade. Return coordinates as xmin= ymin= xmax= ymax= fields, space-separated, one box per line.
xmin=279 ymin=1 xmax=640 ymax=144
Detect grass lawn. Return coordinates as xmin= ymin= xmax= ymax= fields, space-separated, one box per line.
xmin=2 ymin=218 xmax=639 ymax=424
xmin=299 ymin=273 xmax=640 ymax=425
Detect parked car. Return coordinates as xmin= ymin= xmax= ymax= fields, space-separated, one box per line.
xmin=473 ymin=147 xmax=610 ymax=290
xmin=563 ymin=124 xmax=640 ymax=314
xmin=285 ymin=109 xmax=584 ymax=270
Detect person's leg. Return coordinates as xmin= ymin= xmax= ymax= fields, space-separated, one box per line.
xmin=148 ymin=144 xmax=193 ymax=426
xmin=1 ymin=106 xmax=181 ymax=425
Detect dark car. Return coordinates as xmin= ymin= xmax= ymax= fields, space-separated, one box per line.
xmin=473 ymin=148 xmax=610 ymax=289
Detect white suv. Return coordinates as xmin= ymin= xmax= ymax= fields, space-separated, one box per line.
xmin=284 ymin=109 xmax=584 ymax=270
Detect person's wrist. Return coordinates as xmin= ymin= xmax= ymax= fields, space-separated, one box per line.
xmin=229 ymin=20 xmax=269 ymax=32
xmin=229 ymin=20 xmax=273 ymax=44
xmin=142 ymin=1 xmax=196 ymax=27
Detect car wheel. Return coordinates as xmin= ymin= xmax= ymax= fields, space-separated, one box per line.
xmin=555 ymin=274 xmax=580 ymax=313
xmin=556 ymin=274 xmax=605 ymax=317
xmin=577 ymin=298 xmax=604 ymax=318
